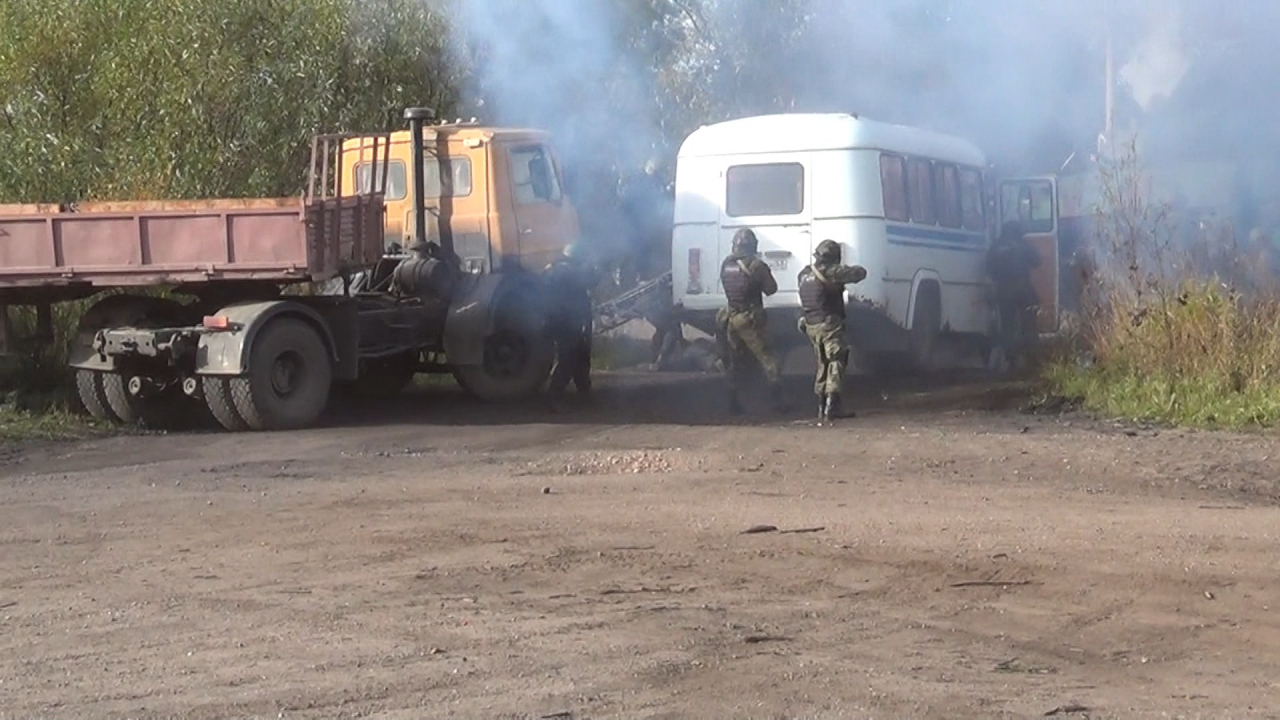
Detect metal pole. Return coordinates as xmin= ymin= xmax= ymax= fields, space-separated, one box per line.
xmin=1104 ymin=0 xmax=1114 ymax=141
xmin=404 ymin=107 xmax=435 ymax=250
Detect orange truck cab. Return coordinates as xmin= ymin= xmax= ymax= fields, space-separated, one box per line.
xmin=340 ymin=121 xmax=580 ymax=274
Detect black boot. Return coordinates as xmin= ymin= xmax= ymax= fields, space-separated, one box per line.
xmin=817 ymin=394 xmax=829 ymax=424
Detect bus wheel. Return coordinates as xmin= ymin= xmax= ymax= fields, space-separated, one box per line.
xmin=909 ymin=285 xmax=941 ymax=374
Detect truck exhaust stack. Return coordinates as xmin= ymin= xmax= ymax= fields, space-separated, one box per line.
xmin=403 ymin=107 xmax=441 ymax=256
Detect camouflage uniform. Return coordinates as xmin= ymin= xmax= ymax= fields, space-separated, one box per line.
xmin=718 ymin=229 xmax=784 ymax=413
xmin=797 ymin=240 xmax=867 ymax=423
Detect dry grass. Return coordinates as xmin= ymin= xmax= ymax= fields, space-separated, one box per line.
xmin=1046 ymin=140 xmax=1280 ymax=428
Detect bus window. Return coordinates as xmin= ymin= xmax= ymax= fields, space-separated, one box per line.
xmin=879 ymin=154 xmax=909 ymax=222
xmin=726 ymin=163 xmax=804 ymax=217
xmin=960 ymin=168 xmax=984 ymax=231
xmin=935 ymin=163 xmax=961 ymax=229
xmin=906 ymin=157 xmax=935 ymax=225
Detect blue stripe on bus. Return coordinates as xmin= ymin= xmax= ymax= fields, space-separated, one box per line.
xmin=886 ymin=223 xmax=986 ymax=253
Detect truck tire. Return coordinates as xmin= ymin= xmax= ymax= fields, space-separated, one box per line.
xmin=230 ymin=317 xmax=332 ymax=431
xmin=202 ymin=376 xmax=250 ymax=431
xmin=453 ymin=329 xmax=554 ymax=402
xmin=79 ymin=295 xmax=202 ymax=429
xmin=75 ymin=370 xmax=112 ymax=421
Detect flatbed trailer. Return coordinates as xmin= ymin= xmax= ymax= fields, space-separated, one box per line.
xmin=0 ymin=195 xmax=379 ymax=293
xmin=0 ymin=109 xmax=557 ymax=431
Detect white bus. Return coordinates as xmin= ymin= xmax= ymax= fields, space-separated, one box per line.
xmin=671 ymin=112 xmax=998 ymax=371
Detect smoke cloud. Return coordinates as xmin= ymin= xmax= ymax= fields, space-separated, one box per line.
xmin=447 ymin=0 xmax=1280 ymax=241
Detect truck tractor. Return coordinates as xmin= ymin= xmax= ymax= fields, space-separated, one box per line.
xmin=0 ymin=107 xmax=580 ymax=431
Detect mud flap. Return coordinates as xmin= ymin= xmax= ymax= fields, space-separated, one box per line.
xmin=197 ymin=300 xmax=354 ymax=380
xmin=442 ymin=274 xmax=503 ymax=367
xmin=443 ymin=273 xmax=547 ymax=367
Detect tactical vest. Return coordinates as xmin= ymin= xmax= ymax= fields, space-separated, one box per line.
xmin=799 ymin=265 xmax=845 ymax=324
xmin=720 ymin=257 xmax=760 ymax=310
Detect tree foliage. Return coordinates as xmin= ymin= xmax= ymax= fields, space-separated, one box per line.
xmin=0 ymin=0 xmax=460 ymax=203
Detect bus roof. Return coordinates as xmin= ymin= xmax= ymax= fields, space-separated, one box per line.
xmin=678 ymin=113 xmax=986 ymax=168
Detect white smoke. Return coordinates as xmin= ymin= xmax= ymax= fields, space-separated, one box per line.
xmin=443 ymin=0 xmax=1276 ymax=228
xmin=1120 ymin=5 xmax=1190 ymax=111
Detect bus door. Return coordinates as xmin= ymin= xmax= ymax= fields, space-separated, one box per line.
xmin=999 ymin=177 xmax=1059 ymax=333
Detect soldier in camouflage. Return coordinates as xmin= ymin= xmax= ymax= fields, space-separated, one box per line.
xmin=797 ymin=239 xmax=867 ymax=424
xmin=717 ymin=228 xmax=785 ymax=414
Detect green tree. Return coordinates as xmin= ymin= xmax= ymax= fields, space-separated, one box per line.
xmin=0 ymin=0 xmax=461 ymax=204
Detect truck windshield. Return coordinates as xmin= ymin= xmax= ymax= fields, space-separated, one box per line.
xmin=355 ymin=158 xmax=473 ymax=200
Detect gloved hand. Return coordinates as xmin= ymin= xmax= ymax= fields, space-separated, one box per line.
xmin=851 ymin=265 xmax=868 ymax=283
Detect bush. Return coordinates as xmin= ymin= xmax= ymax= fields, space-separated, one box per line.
xmin=0 ymin=0 xmax=460 ymax=203
xmin=1045 ymin=139 xmax=1280 ymax=428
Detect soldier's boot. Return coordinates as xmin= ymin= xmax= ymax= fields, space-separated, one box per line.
xmin=826 ymin=392 xmax=853 ymax=420
xmin=817 ymin=394 xmax=829 ymax=425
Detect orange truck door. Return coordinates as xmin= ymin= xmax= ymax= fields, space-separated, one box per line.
xmin=999 ymin=177 xmax=1060 ymax=333
xmin=506 ymin=142 xmax=574 ymax=272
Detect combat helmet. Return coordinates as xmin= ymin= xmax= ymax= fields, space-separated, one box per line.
xmin=814 ymin=239 xmax=842 ymax=264
xmin=731 ymin=228 xmax=758 ymax=255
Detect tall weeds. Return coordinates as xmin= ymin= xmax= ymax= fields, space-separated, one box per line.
xmin=1049 ymin=140 xmax=1280 ymax=427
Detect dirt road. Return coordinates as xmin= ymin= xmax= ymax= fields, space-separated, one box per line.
xmin=2 ymin=371 xmax=1279 ymax=719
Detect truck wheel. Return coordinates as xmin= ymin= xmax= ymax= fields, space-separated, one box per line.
xmin=75 ymin=370 xmax=112 ymax=421
xmin=453 ymin=329 xmax=554 ymax=402
xmin=909 ymin=285 xmax=941 ymax=374
xmin=230 ymin=317 xmax=331 ymax=431
xmin=77 ymin=295 xmax=200 ymax=429
xmin=202 ymin=376 xmax=250 ymax=431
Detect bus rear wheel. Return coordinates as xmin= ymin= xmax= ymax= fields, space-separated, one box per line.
xmin=909 ymin=285 xmax=941 ymax=374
